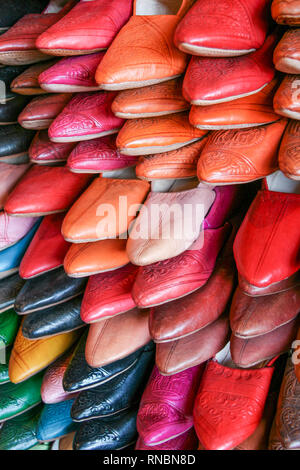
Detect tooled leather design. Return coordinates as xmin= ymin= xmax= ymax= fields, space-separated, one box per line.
xmin=84 ymin=264 xmax=138 ymax=297
xmin=179 ymin=0 xmax=253 ymax=41
xmin=194 ymin=361 xmax=273 ymax=443
xmin=274 ymin=74 xmax=300 ymax=111
xmin=0 ymin=406 xmax=41 ymax=450
xmin=279 ymin=120 xmax=300 ymax=175
xmin=29 ymin=130 xmax=75 ymax=161
xmin=43 ymin=352 xmax=71 ymax=390
xmin=138 ymin=366 xmax=199 ymax=430
xmin=275 ymin=357 xmax=300 ymax=448
xmin=69 ymin=136 xmax=137 ymax=164
xmin=38 ymin=399 xmax=75 ymax=432
xmin=200 ymin=150 xmax=259 ymax=176
xmin=50 ymin=92 xmax=123 ymax=136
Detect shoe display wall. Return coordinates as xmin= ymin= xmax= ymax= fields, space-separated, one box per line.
xmin=0 ymin=0 xmax=299 ymax=453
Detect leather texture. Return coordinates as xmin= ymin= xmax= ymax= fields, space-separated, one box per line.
xmin=61 ymin=176 xmax=150 ymax=242
xmin=274 ymin=28 xmax=300 ymax=74
xmin=0 ymin=162 xmax=30 ymax=209
xmin=112 ymin=78 xmax=189 ymax=118
xmin=149 ymin=234 xmax=236 ymax=342
xmin=0 ymin=124 xmax=35 ymax=163
xmin=0 ymin=273 xmax=24 ymax=313
xmin=126 ymin=184 xmax=216 ymax=266
xmin=135 ymin=428 xmax=198 ymax=450
xmin=233 ymin=187 xmax=300 ymax=290
xmin=18 ymin=93 xmax=73 ymax=130
xmin=273 ymin=74 xmax=300 ymax=120
xmin=71 ymin=342 xmax=154 ymax=421
xmin=0 ymin=221 xmax=39 ymax=280
xmin=8 ymin=320 xmax=81 ymax=384
xmin=0 ymin=1 xmax=76 ymax=65
xmin=137 ymin=365 xmax=203 ymax=446
xmin=81 ymin=263 xmax=138 ymax=323
xmin=0 ymin=308 xmax=20 ymax=348
xmin=5 ymin=165 xmax=91 ymax=216
xmin=198 ymin=119 xmax=287 ymax=183
xmin=230 ymin=316 xmax=300 ymax=368
xmin=49 ymin=91 xmax=125 ymax=143
xmin=193 ymin=359 xmax=274 ymax=450
xmin=175 ymin=0 xmax=269 ymax=56
xmin=272 ymin=0 xmax=300 ymax=25
xmin=116 ymin=112 xmax=208 ymax=155
xmin=230 ymin=285 xmax=300 ymax=338
xmin=156 ymin=314 xmax=230 ymax=375
xmin=85 ymin=308 xmax=151 ymax=368
xmin=136 ymin=138 xmax=207 ymax=180
xmin=63 ymin=331 xmax=146 ymax=393
xmin=37 ymin=399 xmax=78 ymax=442
xmin=0 ymin=212 xmax=38 ymax=252
xmin=22 ymin=296 xmax=85 ymax=339
xmin=189 ymin=78 xmax=281 ymax=130
xmin=10 ymin=60 xmax=57 ymax=95
xmin=29 ymin=130 xmax=76 ymax=165
xmin=272 ymin=356 xmax=300 ymax=449
xmin=0 ymin=404 xmax=43 ymax=450
xmin=0 ymin=93 xmax=30 ymax=125
xmin=19 ymin=213 xmax=70 ymax=279
xmin=36 ymin=0 xmax=133 ymax=55
xmin=278 ymin=119 xmax=300 ymax=180
xmin=64 ymin=239 xmax=130 ymax=278
xmin=14 ymin=267 xmax=87 ymax=315
xmin=38 ymin=52 xmax=105 ymax=92
xmin=95 ymin=1 xmax=190 ymax=89
xmin=41 ymin=349 xmax=77 ymax=404
xmin=67 ymin=135 xmax=139 ymax=173
xmin=0 ymin=371 xmax=42 ymax=422
xmin=183 ymin=33 xmax=277 ymax=105
xmin=0 ymin=347 xmax=11 ymax=384
xmin=73 ymin=408 xmax=138 ymax=450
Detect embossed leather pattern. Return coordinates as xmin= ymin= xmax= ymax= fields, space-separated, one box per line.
xmin=0 ymin=404 xmax=43 ymax=450
xmin=189 ymin=78 xmax=281 ymax=130
xmin=274 ymin=74 xmax=300 ymax=120
xmin=81 ymin=264 xmax=138 ymax=323
xmin=271 ymin=356 xmax=300 ymax=449
xmin=62 ymin=176 xmax=150 ymax=242
xmin=175 ymin=0 xmax=269 ymax=55
xmin=22 ymin=296 xmax=85 ymax=339
xmin=116 ymin=112 xmax=207 ymax=155
xmin=73 ymin=408 xmax=138 ymax=451
xmin=41 ymin=349 xmax=78 ymax=405
xmin=14 ymin=267 xmax=87 ymax=315
xmin=193 ymin=360 xmax=274 ymax=450
xmin=63 ymin=332 xmax=144 ymax=393
xmin=136 ymin=138 xmax=207 ymax=180
xmin=48 ymin=91 xmax=125 ymax=142
xmin=137 ymin=365 xmax=203 ymax=445
xmin=18 ymin=93 xmax=73 ymax=130
xmin=183 ymin=33 xmax=277 ymax=104
xmin=37 ymin=398 xmax=79 ymax=442
xmin=19 ymin=213 xmax=71 ymax=279
xmin=0 ymin=371 xmax=42 ymax=422
xmin=271 ymin=0 xmax=300 ymax=25
xmin=36 ymin=0 xmax=133 ymax=54
xmin=5 ymin=165 xmax=92 ymax=216
xmin=278 ymin=119 xmax=300 ymax=180
xmin=198 ymin=119 xmax=287 ymax=183
xmin=29 ymin=130 xmax=76 ymax=165
xmin=71 ymin=342 xmax=154 ymax=421
xmin=67 ymin=135 xmax=138 ymax=173
xmin=39 ymin=52 xmax=105 ymax=92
